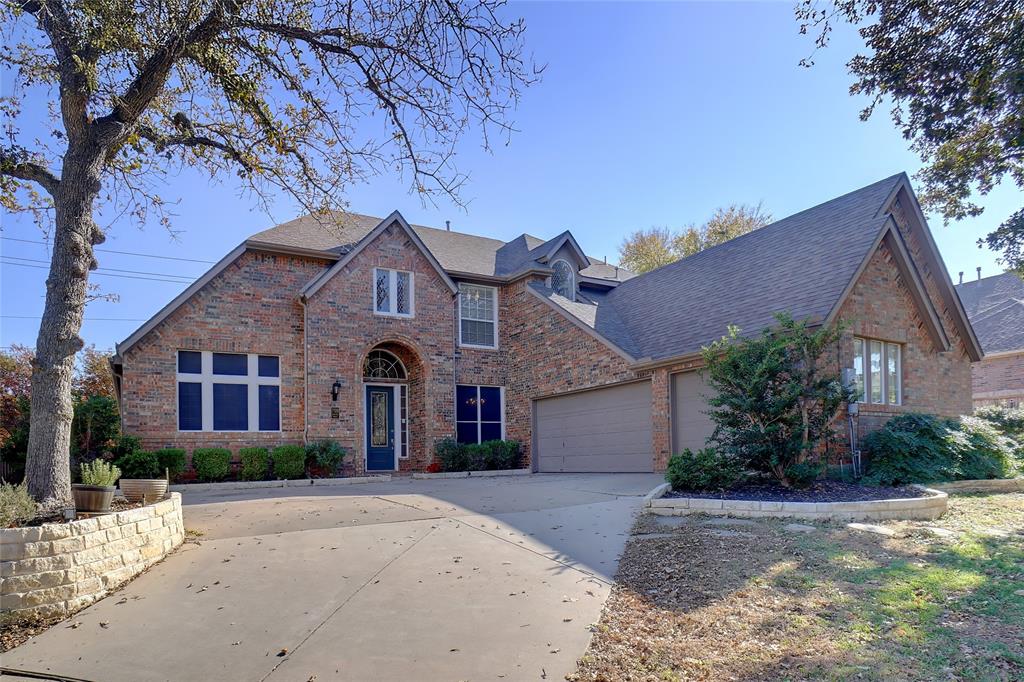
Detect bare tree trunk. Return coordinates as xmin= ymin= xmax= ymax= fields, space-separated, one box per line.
xmin=25 ymin=144 xmax=104 ymax=510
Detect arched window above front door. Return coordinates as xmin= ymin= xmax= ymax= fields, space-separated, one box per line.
xmin=363 ymin=349 xmax=407 ymax=380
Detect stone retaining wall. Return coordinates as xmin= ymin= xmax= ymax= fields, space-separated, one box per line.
xmin=929 ymin=478 xmax=1024 ymax=494
xmin=1 ymin=493 xmax=184 ymax=620
xmin=645 ymin=485 xmax=947 ymax=521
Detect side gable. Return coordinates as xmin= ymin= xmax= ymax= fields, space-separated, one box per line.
xmin=533 ymin=231 xmax=591 ymax=268
xmin=301 ymin=211 xmax=457 ymax=299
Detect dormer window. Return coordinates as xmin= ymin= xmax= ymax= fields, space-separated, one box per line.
xmin=551 ymin=260 xmax=575 ymax=301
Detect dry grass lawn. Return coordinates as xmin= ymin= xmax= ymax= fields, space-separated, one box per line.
xmin=571 ymin=493 xmax=1024 ymax=682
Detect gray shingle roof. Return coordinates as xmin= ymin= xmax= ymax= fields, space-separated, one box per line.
xmin=541 ymin=174 xmax=906 ymax=361
xmin=529 ymin=283 xmax=643 ymax=359
xmin=248 ymin=212 xmax=631 ymax=282
xmin=955 ymin=272 xmax=1024 ymax=354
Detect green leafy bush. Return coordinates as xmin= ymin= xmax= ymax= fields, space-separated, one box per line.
xmin=954 ymin=416 xmax=1016 ymax=480
xmin=435 ymin=438 xmax=521 ymax=472
xmin=153 ymin=448 xmax=187 ymax=480
xmin=864 ymin=412 xmax=1018 ymax=486
xmin=974 ymin=405 xmax=1024 ymax=440
xmin=665 ymin=448 xmax=745 ymax=491
xmin=239 ymin=447 xmax=269 ymax=481
xmin=115 ymin=450 xmax=161 ymax=479
xmin=305 ymin=440 xmax=347 ymax=475
xmin=79 ymin=459 xmax=121 ymax=487
xmin=71 ymin=395 xmax=121 ymax=458
xmin=271 ymin=445 xmax=306 ymax=479
xmin=0 ymin=483 xmax=36 ymax=527
xmin=110 ymin=434 xmax=142 ymax=459
xmin=702 ymin=314 xmax=853 ymax=487
xmin=435 ymin=437 xmax=469 ymax=472
xmin=192 ymin=448 xmax=232 ymax=482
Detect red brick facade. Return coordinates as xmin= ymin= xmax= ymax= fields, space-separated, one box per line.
xmin=970 ymin=353 xmax=1024 ymax=408
xmin=118 ymin=208 xmax=976 ymax=475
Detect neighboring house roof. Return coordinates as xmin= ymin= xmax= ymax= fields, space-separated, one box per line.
xmin=540 ymin=173 xmax=981 ymax=364
xmin=956 ymin=272 xmax=1024 ymax=354
xmin=249 ymin=211 xmax=631 ymax=283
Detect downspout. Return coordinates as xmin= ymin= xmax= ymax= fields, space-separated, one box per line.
xmin=300 ymin=296 xmax=309 ymax=445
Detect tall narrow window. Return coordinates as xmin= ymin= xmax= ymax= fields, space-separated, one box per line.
xmin=373 ymin=268 xmax=414 ymax=317
xmin=459 ymin=283 xmax=497 ymax=348
xmin=853 ymin=337 xmax=901 ymax=406
xmin=551 ymin=260 xmax=575 ymax=300
xmin=399 ymin=385 xmax=409 ymax=459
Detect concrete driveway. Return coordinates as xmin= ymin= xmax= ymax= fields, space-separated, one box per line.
xmin=4 ymin=473 xmax=661 ymax=681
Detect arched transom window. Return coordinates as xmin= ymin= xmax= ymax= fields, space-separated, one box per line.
xmin=551 ymin=260 xmax=575 ymax=301
xmin=363 ymin=349 xmax=407 ymax=380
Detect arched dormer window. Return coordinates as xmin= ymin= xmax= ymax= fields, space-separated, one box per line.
xmin=551 ymin=259 xmax=575 ymax=301
xmin=363 ymin=349 xmax=407 ymax=380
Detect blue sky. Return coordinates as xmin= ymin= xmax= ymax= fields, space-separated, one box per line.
xmin=1 ymin=1 xmax=1016 ymax=352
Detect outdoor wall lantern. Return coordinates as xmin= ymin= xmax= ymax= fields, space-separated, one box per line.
xmin=331 ymin=380 xmax=342 ymax=402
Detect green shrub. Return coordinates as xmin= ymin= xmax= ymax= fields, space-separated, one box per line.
xmin=271 ymin=445 xmax=306 ymax=479
xmin=435 ymin=437 xmax=469 ymax=472
xmin=79 ymin=459 xmax=121 ymax=487
xmin=702 ymin=314 xmax=853 ymax=487
xmin=153 ymin=448 xmax=187 ymax=480
xmin=665 ymin=448 xmax=745 ymax=491
xmin=115 ymin=450 xmax=161 ymax=479
xmin=0 ymin=483 xmax=36 ymax=527
xmin=239 ymin=447 xmax=269 ymax=481
xmin=71 ymin=395 xmax=121 ymax=458
xmin=110 ymin=434 xmax=142 ymax=459
xmin=192 ymin=448 xmax=232 ymax=482
xmin=305 ymin=440 xmax=347 ymax=475
xmin=864 ymin=412 xmax=1018 ymax=486
xmin=954 ymin=416 xmax=1016 ymax=480
xmin=783 ymin=460 xmax=825 ymax=488
xmin=483 ymin=440 xmax=521 ymax=470
xmin=975 ymin=405 xmax=1024 ymax=440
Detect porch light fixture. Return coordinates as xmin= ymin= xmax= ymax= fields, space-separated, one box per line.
xmin=331 ymin=380 xmax=342 ymax=402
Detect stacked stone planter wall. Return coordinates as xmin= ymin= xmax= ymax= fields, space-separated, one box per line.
xmin=1 ymin=493 xmax=184 ymax=620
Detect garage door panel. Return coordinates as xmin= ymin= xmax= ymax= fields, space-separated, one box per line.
xmin=536 ymin=381 xmax=653 ymax=473
xmin=671 ymin=371 xmax=717 ymax=455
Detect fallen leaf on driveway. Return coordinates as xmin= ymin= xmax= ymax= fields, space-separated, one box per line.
xmin=277 ymin=648 xmax=288 ymax=657
xmin=99 ymin=622 xmax=110 ymax=629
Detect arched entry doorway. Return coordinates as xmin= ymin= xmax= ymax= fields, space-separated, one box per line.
xmin=361 ymin=344 xmax=416 ymax=471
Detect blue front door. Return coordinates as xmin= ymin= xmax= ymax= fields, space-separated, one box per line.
xmin=365 ymin=386 xmax=395 ymax=471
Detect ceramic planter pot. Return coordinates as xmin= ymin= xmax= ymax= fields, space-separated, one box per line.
xmin=72 ymin=484 xmax=115 ymax=513
xmin=119 ymin=478 xmax=168 ymax=503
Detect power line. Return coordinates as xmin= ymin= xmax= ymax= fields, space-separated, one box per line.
xmin=0 ymin=236 xmax=217 ymax=264
xmin=1 ymin=260 xmax=192 ymax=284
xmin=3 ymin=255 xmax=196 ymax=281
xmin=1 ymin=315 xmax=146 ymax=321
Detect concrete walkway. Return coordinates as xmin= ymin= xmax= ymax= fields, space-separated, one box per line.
xmin=4 ymin=473 xmax=660 ymax=681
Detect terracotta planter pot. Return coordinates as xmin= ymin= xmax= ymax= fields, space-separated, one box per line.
xmin=120 ymin=478 xmax=169 ymax=503
xmin=72 ymin=484 xmax=115 ymax=513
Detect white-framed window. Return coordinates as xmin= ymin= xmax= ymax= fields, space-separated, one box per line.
xmin=177 ymin=351 xmax=281 ymax=432
xmin=551 ymin=259 xmax=575 ymax=301
xmin=852 ymin=337 xmax=901 ymax=405
xmin=458 ymin=282 xmax=498 ymax=349
xmin=455 ymin=384 xmax=504 ymax=444
xmin=373 ymin=268 xmax=414 ymax=317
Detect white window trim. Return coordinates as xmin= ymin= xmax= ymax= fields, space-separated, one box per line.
xmin=455 ymin=384 xmax=506 ymax=443
xmin=176 ymin=351 xmax=282 ymax=432
xmin=373 ymin=267 xmax=415 ymax=318
xmin=551 ymin=259 xmax=575 ymax=302
xmin=854 ymin=337 xmax=902 ymax=406
xmin=458 ymin=283 xmax=499 ymax=350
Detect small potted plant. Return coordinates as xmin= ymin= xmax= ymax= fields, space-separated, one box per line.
xmin=73 ymin=460 xmax=122 ymax=513
xmin=115 ymin=450 xmax=168 ymax=502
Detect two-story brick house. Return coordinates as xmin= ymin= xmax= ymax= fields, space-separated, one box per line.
xmin=956 ymin=271 xmax=1024 ymax=408
xmin=112 ymin=173 xmax=982 ymax=474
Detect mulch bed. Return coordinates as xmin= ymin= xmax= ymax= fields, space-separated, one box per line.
xmin=667 ymin=480 xmax=928 ymax=503
xmin=17 ymin=497 xmax=146 ymax=527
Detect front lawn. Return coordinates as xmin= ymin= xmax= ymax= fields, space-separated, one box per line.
xmin=571 ymin=493 xmax=1024 ymax=681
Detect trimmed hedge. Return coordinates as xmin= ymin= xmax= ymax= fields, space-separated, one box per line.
xmin=434 ymin=438 xmax=521 ymax=472
xmin=115 ymin=450 xmax=161 ymax=479
xmin=305 ymin=440 xmax=347 ymax=475
xmin=271 ymin=445 xmax=306 ymax=479
xmin=193 ymin=448 xmax=232 ymax=482
xmin=665 ymin=448 xmax=745 ymax=491
xmin=153 ymin=448 xmax=187 ymax=479
xmin=239 ymin=447 xmax=269 ymax=481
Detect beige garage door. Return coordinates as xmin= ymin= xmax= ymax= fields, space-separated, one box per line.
xmin=671 ymin=370 xmax=717 ymax=454
xmin=535 ymin=381 xmax=653 ymax=472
